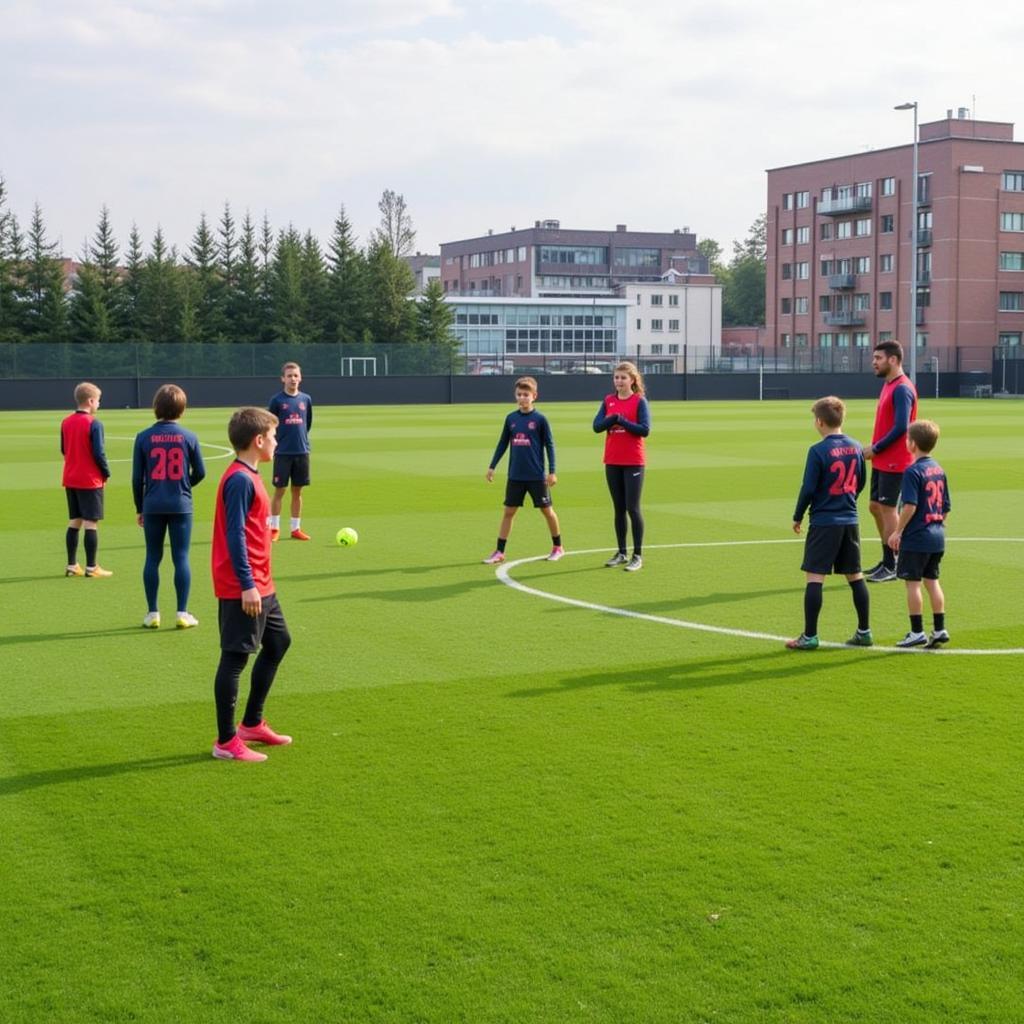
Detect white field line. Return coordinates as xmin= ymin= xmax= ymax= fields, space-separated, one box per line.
xmin=495 ymin=541 xmax=1024 ymax=656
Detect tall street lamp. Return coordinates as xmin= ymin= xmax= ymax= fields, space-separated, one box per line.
xmin=895 ymin=101 xmax=919 ymax=384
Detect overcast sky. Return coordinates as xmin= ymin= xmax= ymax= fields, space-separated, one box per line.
xmin=1 ymin=0 xmax=1018 ymax=260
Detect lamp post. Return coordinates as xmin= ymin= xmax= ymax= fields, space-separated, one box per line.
xmin=895 ymin=101 xmax=919 ymax=384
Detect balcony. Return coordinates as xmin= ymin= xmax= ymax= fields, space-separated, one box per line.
xmin=818 ymin=195 xmax=873 ymax=216
xmin=824 ymin=311 xmax=866 ymax=326
xmin=828 ymin=273 xmax=856 ymax=289
xmin=917 ymin=229 xmax=933 ymax=246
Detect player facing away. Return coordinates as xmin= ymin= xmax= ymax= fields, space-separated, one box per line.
xmin=593 ymin=361 xmax=650 ymax=571
xmin=864 ymin=340 xmax=918 ymax=583
xmin=483 ymin=376 xmax=564 ymax=565
xmin=786 ymin=396 xmax=872 ymax=651
xmin=268 ymin=361 xmax=313 ymax=541
xmin=60 ymin=381 xmax=112 ymax=578
xmin=211 ymin=408 xmax=293 ymax=762
xmin=888 ymin=420 xmax=951 ymax=649
xmin=132 ymin=384 xmax=206 ymax=629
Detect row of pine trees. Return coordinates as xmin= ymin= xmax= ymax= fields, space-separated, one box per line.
xmin=0 ymin=179 xmax=456 ymax=349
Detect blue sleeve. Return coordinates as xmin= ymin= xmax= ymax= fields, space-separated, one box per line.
xmin=900 ymin=466 xmax=921 ymax=508
xmin=489 ymin=417 xmax=511 ymax=470
xmin=793 ymin=448 xmax=820 ymax=522
xmin=223 ymin=472 xmax=256 ymax=591
xmin=618 ymin=397 xmax=651 ymax=437
xmin=542 ymin=415 xmax=556 ymax=474
xmin=873 ymin=386 xmax=914 ymax=455
xmin=307 ymin=397 xmax=313 ymax=433
xmin=132 ymin=435 xmax=146 ymax=512
xmin=593 ymin=400 xmax=616 ymax=432
xmin=91 ymin=420 xmax=111 ymax=479
xmin=189 ymin=435 xmax=206 ymax=488
xmin=855 ymin=451 xmax=866 ymax=496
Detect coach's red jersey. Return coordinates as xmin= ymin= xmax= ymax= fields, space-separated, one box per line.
xmin=872 ymin=374 xmax=918 ymax=473
xmin=61 ymin=410 xmax=106 ymax=489
xmin=211 ymin=460 xmax=274 ymax=599
xmin=601 ymin=392 xmax=647 ymax=465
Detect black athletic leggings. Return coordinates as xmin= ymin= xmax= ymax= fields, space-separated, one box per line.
xmin=605 ymin=464 xmax=645 ymax=555
xmin=214 ymin=627 xmax=292 ymax=744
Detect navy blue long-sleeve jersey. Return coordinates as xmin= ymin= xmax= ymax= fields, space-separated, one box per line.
xmin=900 ymin=456 xmax=950 ymax=553
xmin=489 ymin=409 xmax=555 ymax=481
xmin=132 ymin=421 xmax=206 ymax=514
xmin=793 ymin=433 xmax=865 ymax=527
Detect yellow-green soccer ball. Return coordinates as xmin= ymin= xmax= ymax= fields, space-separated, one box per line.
xmin=335 ymin=527 xmax=359 ymax=547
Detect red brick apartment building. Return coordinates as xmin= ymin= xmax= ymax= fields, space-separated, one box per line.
xmin=767 ymin=111 xmax=1024 ymax=367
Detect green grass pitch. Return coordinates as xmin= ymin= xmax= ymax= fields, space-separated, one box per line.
xmin=1 ymin=397 xmax=1022 ymax=1023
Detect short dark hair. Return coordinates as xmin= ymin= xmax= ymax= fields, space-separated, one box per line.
xmin=811 ymin=395 xmax=845 ymax=428
xmin=874 ymin=340 xmax=904 ymax=362
xmin=908 ymin=419 xmax=940 ymax=453
xmin=152 ymin=384 xmax=187 ymax=421
xmin=228 ymin=407 xmax=278 ymax=452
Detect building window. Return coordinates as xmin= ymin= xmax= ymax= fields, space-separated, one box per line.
xmin=517 ymin=247 xmax=527 ymax=261
xmin=999 ymin=332 xmax=1022 ymax=346
xmin=854 ymin=293 xmax=871 ymax=311
xmin=881 ymin=177 xmax=896 ymax=196
xmin=614 ymin=247 xmax=660 ymax=268
xmin=917 ymin=174 xmax=931 ymax=204
xmin=668 ymin=344 xmax=679 ymax=354
xmin=651 ymin=344 xmax=663 ymax=354
xmin=854 ymin=332 xmax=870 ymax=347
xmin=650 ymin=294 xmax=663 ymax=306
xmin=781 ymin=262 xmax=792 ymax=280
xmin=881 ymin=215 xmax=894 ymax=233
xmin=819 ymin=295 xmax=832 ymax=313
xmin=781 ymin=228 xmax=793 ymax=245
xmin=782 ymin=193 xmax=793 ymax=210
xmin=820 ymin=259 xmax=833 ymax=276
xmin=854 ymin=256 xmax=871 ymax=273
xmin=856 ymin=181 xmax=872 ymax=198
xmin=878 ymin=331 xmax=893 ymax=343
xmin=821 ymin=222 xmax=833 ymax=241
xmin=836 ymin=332 xmax=851 ymax=347
xmin=796 ymin=226 xmax=810 ymax=244
xmin=855 ymin=218 xmax=872 ymax=237
xmin=880 ymin=254 xmax=894 ymax=273
xmin=780 ymin=333 xmax=791 ymax=347
xmin=794 ymin=333 xmax=808 ymax=346
xmin=668 ymin=319 xmax=680 ymax=332
xmin=796 ymin=261 xmax=809 ymax=280
xmin=1000 ymin=252 xmax=1024 ymax=270
xmin=1004 ymin=172 xmax=1024 ymax=192
xmin=651 ymin=319 xmax=663 ymax=331
xmin=796 ymin=191 xmax=809 ymax=208
xmin=819 ymin=333 xmax=833 ymax=348
xmin=916 ymin=332 xmax=928 ymax=348
xmin=668 ymin=294 xmax=679 ymax=306
xmin=836 ymin=221 xmax=852 ymax=239
xmin=999 ymin=291 xmax=1024 ymax=310
xmin=879 ymin=291 xmax=893 ymax=310
xmin=1002 ymin=212 xmax=1024 ymax=232
xmin=781 ymin=297 xmax=792 ymax=314
xmin=636 ymin=318 xmax=641 ymax=329
xmin=795 ymin=297 xmax=808 ymax=314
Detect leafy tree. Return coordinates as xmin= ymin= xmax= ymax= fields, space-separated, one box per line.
xmin=719 ymin=214 xmax=767 ymax=327
xmin=372 ymin=189 xmax=416 ymax=258
xmin=23 ymin=203 xmax=68 ymax=342
xmin=364 ymin=236 xmax=416 ymax=343
xmin=697 ymin=237 xmax=726 ymax=278
xmin=325 ymin=204 xmax=367 ymax=344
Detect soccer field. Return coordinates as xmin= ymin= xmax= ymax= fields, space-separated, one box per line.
xmin=2 ymin=398 xmax=1022 ymax=1023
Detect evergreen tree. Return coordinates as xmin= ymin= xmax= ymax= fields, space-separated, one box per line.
xmin=24 ymin=203 xmax=68 ymax=342
xmin=218 ymin=202 xmax=237 ymax=339
xmin=0 ymin=176 xmax=25 ymax=342
xmin=185 ymin=212 xmax=225 ymax=342
xmin=258 ymin=214 xmax=276 ymax=341
xmin=120 ymin=225 xmax=145 ymax=342
xmin=139 ymin=227 xmax=180 ymax=343
xmin=364 ymin=236 xmax=416 ymax=343
xmin=69 ymin=254 xmax=115 ymax=343
xmin=269 ymin=226 xmax=307 ymax=343
xmin=414 ymin=278 xmax=459 ymax=371
xmin=233 ymin=212 xmax=265 ymax=343
xmin=300 ymin=230 xmax=328 ymax=343
xmin=325 ymin=204 xmax=368 ymax=344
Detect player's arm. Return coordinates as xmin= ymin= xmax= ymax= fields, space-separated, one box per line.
xmin=131 ymin=436 xmax=146 ymax=517
xmin=542 ymin=416 xmax=557 ymax=485
xmin=593 ymin=399 xmax=617 ymax=432
xmin=189 ymin=436 xmax=206 ymax=487
xmin=855 ymin=450 xmax=867 ymax=495
xmin=616 ymin=397 xmax=651 ymax=436
xmin=792 ymin=449 xmax=819 ymax=532
xmin=486 ymin=419 xmax=511 ymax=481
xmin=306 ymin=399 xmax=313 ymax=433
xmin=91 ymin=420 xmax=111 ymax=479
xmin=888 ymin=502 xmax=917 ymax=552
xmin=868 ymin=386 xmax=914 ymax=457
xmin=223 ymin=473 xmax=261 ymax=615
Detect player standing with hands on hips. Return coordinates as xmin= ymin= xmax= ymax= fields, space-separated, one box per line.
xmin=864 ymin=340 xmax=917 ymax=582
xmin=268 ymin=362 xmax=313 ymax=541
xmin=594 ymin=361 xmax=650 ymax=571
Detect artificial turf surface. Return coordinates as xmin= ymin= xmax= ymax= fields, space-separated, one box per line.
xmin=1 ymin=397 xmax=1021 ymax=1023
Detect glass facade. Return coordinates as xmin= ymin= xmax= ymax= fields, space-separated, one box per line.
xmin=613 ymin=247 xmax=660 ymax=268
xmin=538 ymin=245 xmax=608 ymax=265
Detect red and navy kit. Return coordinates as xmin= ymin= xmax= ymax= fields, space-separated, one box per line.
xmin=900 ymin=456 xmax=950 ymax=553
xmin=489 ymin=409 xmax=555 ymax=480
xmin=872 ymin=374 xmax=918 ymax=473
xmin=60 ymin=410 xmax=110 ymax=488
xmin=268 ymin=390 xmax=312 ymax=455
xmin=211 ymin=461 xmax=274 ymax=598
xmin=593 ymin=393 xmax=650 ymax=465
xmin=793 ymin=433 xmax=865 ymax=526
xmin=132 ymin=421 xmax=206 ymax=514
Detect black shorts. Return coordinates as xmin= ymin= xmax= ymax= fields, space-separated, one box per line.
xmin=801 ymin=525 xmax=862 ymax=575
xmin=218 ymin=593 xmax=289 ymax=654
xmin=503 ymin=479 xmax=552 ymax=508
xmin=870 ymin=469 xmax=903 ymax=506
xmin=66 ymin=487 xmax=104 ymax=522
xmin=897 ymin=549 xmax=944 ymax=581
xmin=273 ymin=453 xmax=311 ymax=488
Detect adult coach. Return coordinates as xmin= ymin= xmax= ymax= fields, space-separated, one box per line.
xmin=268 ymin=362 xmax=313 ymax=541
xmin=863 ymin=340 xmax=918 ymax=582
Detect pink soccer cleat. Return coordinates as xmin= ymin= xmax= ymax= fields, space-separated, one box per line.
xmin=237 ymin=720 xmax=293 ymax=746
xmin=546 ymin=546 xmax=565 ymax=562
xmin=482 ymin=550 xmax=506 ymax=565
xmin=212 ymin=735 xmax=268 ymax=762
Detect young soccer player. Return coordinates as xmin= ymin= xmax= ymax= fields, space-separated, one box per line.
xmin=593 ymin=361 xmax=650 ymax=571
xmin=483 ymin=376 xmax=563 ymax=564
xmin=268 ymin=362 xmax=313 ymax=541
xmin=60 ymin=381 xmax=112 ymax=578
xmin=132 ymin=384 xmax=206 ymax=629
xmin=888 ymin=420 xmax=951 ymax=649
xmin=211 ymin=407 xmax=293 ymax=762
xmin=864 ymin=340 xmax=918 ymax=582
xmin=786 ymin=396 xmax=872 ymax=650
